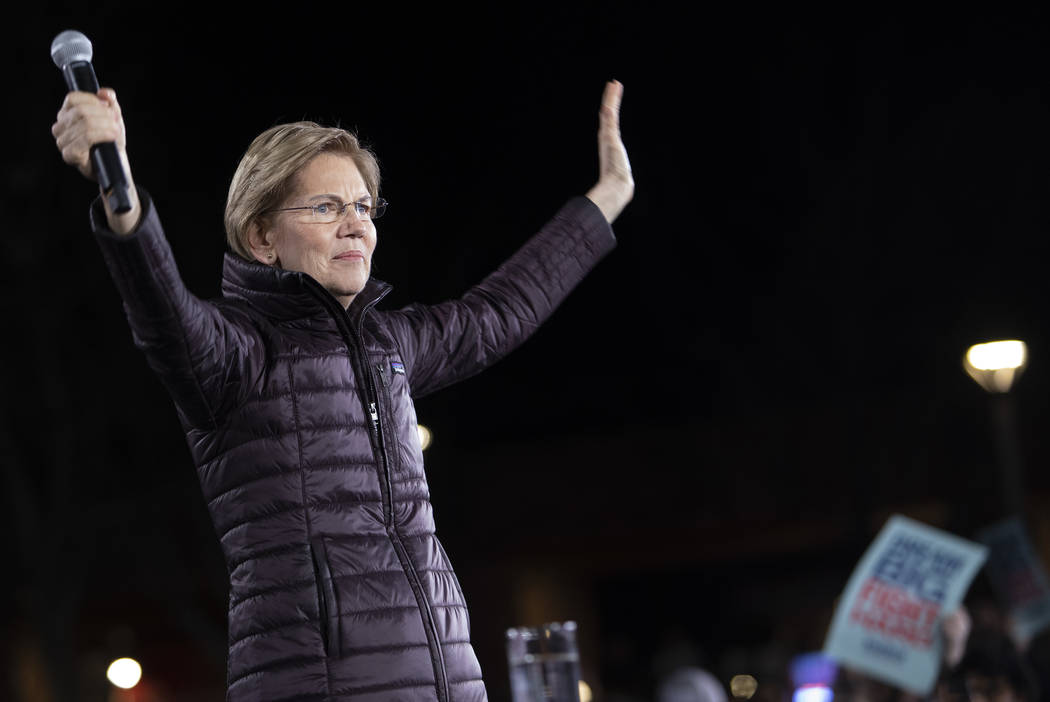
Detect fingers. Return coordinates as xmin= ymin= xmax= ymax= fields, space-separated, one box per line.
xmin=599 ymin=79 xmax=623 ymax=129
xmin=98 ymin=87 xmax=127 ymax=145
xmin=53 ymin=95 xmax=122 ymax=148
xmin=595 ymin=79 xmax=631 ymax=178
xmin=98 ymin=87 xmax=123 ymax=121
xmin=597 ymin=80 xmax=625 ymax=162
xmin=51 ymin=90 xmax=126 ymax=180
xmin=589 ymin=79 xmax=633 ymax=222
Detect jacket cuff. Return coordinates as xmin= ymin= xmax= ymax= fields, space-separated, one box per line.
xmin=548 ymin=196 xmax=618 ymax=269
xmin=565 ymin=195 xmax=617 ymax=245
xmin=89 ymin=185 xmax=157 ymax=241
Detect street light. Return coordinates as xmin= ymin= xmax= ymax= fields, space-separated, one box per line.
xmin=964 ymin=339 xmax=1028 ymax=517
xmin=964 ymin=340 xmax=1027 ymax=393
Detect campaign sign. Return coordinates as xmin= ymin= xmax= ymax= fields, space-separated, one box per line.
xmin=978 ymin=517 xmax=1050 ymax=647
xmin=824 ymin=515 xmax=987 ymax=694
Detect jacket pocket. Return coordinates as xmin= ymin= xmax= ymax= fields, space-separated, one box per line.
xmin=309 ymin=537 xmax=342 ymax=658
xmin=435 ymin=539 xmax=471 ymax=634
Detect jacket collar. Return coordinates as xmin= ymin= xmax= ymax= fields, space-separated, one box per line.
xmin=220 ymin=253 xmax=392 ymax=323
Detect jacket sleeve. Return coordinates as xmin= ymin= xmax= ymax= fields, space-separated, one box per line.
xmin=91 ymin=188 xmax=255 ymax=429
xmin=380 ymin=196 xmax=616 ymax=399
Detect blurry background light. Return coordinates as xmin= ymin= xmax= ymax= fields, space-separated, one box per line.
xmin=963 ymin=339 xmax=1030 ymax=516
xmin=579 ymin=680 xmax=593 ymax=702
xmin=106 ymin=657 xmax=142 ymax=689
xmin=731 ymin=674 xmax=758 ymax=699
xmin=793 ymin=684 xmax=833 ymax=702
xmin=418 ymin=424 xmax=433 ymax=451
xmin=967 ymin=340 xmax=1026 ymax=371
xmin=789 ymin=652 xmax=836 ymax=702
xmin=964 ymin=340 xmax=1028 ymax=393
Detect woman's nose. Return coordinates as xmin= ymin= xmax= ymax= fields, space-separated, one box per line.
xmin=337 ymin=215 xmax=367 ymax=238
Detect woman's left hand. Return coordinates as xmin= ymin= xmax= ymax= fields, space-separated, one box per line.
xmin=586 ymin=80 xmax=634 ymax=224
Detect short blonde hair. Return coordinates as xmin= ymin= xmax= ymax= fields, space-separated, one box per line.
xmin=224 ymin=122 xmax=380 ymax=260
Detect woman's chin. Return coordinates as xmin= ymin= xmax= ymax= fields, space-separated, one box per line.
xmin=326 ymin=274 xmax=369 ymax=301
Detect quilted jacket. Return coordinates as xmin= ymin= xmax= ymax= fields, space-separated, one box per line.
xmin=90 ymin=190 xmax=615 ymax=701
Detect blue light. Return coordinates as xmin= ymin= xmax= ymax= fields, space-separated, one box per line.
xmin=793 ymin=684 xmax=833 ymax=702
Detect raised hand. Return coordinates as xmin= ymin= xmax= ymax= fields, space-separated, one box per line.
xmin=52 ymin=88 xmax=140 ymax=233
xmin=586 ymin=80 xmax=634 ymax=224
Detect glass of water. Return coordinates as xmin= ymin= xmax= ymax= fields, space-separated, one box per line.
xmin=506 ymin=621 xmax=581 ymax=702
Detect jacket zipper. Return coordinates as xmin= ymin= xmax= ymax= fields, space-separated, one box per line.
xmin=304 ymin=281 xmax=451 ymax=702
xmin=349 ymin=325 xmax=450 ymax=702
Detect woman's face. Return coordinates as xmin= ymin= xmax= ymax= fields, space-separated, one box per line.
xmin=258 ymin=152 xmax=377 ymax=308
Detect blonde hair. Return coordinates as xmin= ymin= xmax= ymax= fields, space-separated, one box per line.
xmin=224 ymin=122 xmax=380 ymax=260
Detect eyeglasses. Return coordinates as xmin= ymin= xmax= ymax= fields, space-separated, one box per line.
xmin=266 ymin=197 xmax=388 ymax=223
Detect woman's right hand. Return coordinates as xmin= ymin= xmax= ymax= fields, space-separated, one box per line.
xmin=52 ymin=88 xmax=128 ymax=181
xmin=52 ymin=88 xmax=141 ymax=233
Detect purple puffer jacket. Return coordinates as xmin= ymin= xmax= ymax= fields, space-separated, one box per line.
xmin=90 ymin=190 xmax=615 ymax=701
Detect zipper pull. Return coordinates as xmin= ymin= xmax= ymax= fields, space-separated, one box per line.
xmin=369 ymin=402 xmax=380 ymax=430
xmin=376 ymin=362 xmax=389 ymax=387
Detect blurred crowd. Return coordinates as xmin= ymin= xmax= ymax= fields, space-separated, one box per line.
xmin=622 ymin=592 xmax=1050 ymax=702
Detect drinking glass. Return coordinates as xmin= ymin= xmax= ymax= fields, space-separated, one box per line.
xmin=506 ymin=621 xmax=581 ymax=702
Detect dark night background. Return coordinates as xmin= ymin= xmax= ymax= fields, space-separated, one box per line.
xmin=5 ymin=4 xmax=1050 ymax=701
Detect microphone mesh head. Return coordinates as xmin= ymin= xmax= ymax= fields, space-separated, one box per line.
xmin=51 ymin=30 xmax=93 ymax=68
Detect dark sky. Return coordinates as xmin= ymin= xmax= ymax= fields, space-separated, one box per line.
xmin=6 ymin=4 xmax=1050 ymax=700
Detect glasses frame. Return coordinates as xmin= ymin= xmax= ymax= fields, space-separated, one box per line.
xmin=266 ymin=197 xmax=388 ymax=222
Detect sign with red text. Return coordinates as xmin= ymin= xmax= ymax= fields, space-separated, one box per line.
xmin=978 ymin=517 xmax=1050 ymax=648
xmin=823 ymin=515 xmax=987 ymax=694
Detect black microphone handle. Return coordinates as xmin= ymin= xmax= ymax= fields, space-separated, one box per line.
xmin=62 ymin=61 xmax=133 ymax=214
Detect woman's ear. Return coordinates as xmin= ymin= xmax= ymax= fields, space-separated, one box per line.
xmin=247 ymin=221 xmax=279 ymax=266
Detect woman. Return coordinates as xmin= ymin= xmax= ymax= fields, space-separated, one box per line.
xmin=52 ymin=81 xmax=633 ymax=701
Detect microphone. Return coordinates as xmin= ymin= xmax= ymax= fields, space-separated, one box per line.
xmin=50 ymin=30 xmax=133 ymax=214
